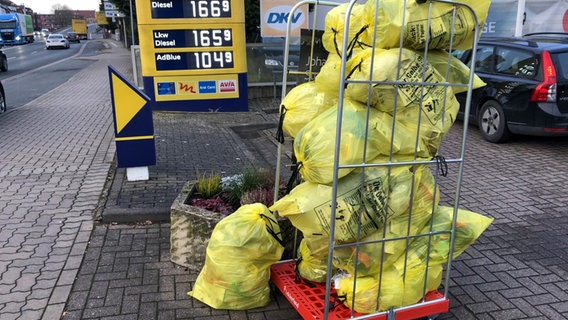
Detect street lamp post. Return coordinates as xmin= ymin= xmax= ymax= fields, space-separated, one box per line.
xmin=129 ymin=0 xmax=135 ymax=45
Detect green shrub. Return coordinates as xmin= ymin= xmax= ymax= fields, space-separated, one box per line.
xmin=225 ymin=166 xmax=275 ymax=206
xmin=195 ymin=170 xmax=222 ymax=198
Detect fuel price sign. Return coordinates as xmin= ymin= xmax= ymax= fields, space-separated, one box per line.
xmin=136 ymin=0 xmax=248 ymax=111
xmin=138 ymin=23 xmax=246 ymax=75
xmin=137 ymin=0 xmax=245 ymax=24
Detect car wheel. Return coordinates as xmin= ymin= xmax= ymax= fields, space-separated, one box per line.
xmin=0 ymin=88 xmax=6 ymax=113
xmin=478 ymin=100 xmax=511 ymax=143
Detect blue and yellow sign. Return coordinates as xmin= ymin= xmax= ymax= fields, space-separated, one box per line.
xmin=108 ymin=66 xmax=156 ymax=168
xmin=136 ymin=0 xmax=248 ymax=111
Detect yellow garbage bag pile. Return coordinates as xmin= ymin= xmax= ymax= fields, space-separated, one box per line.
xmin=269 ymin=0 xmax=493 ymax=314
xmin=334 ymin=206 xmax=493 ymax=314
xmin=188 ymin=203 xmax=284 ymax=310
xmin=271 ymin=164 xmax=438 ymax=243
xmin=271 ymin=163 xmax=439 ymax=282
xmin=293 ymin=99 xmax=430 ymax=184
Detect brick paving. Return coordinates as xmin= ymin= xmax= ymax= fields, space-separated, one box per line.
xmin=1 ymin=39 xmax=567 ymax=320
xmin=0 ymin=40 xmax=125 ymax=320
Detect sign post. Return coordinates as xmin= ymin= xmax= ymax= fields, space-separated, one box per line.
xmin=108 ymin=66 xmax=156 ymax=181
xmin=136 ymin=0 xmax=248 ymax=112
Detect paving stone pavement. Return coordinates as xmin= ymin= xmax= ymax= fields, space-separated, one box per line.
xmin=2 ymin=39 xmax=568 ymax=320
xmin=0 ymin=40 xmax=126 ymax=320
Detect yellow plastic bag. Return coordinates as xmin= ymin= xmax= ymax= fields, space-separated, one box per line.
xmin=271 ymin=165 xmax=433 ymax=243
xmin=188 ymin=203 xmax=284 ymax=310
xmin=335 ymin=264 xmax=443 ymax=314
xmin=296 ymin=236 xmax=331 ymax=283
xmin=345 ymin=48 xmax=454 ymax=114
xmin=293 ymin=99 xmax=429 ymax=184
xmin=401 ymin=205 xmax=494 ymax=271
xmin=332 ymin=165 xmax=440 ymax=276
xmin=314 ymin=53 xmax=357 ymax=93
xmin=322 ymin=3 xmax=372 ymax=56
xmin=395 ymin=91 xmax=460 ymax=157
xmin=423 ymin=50 xmax=486 ymax=94
xmin=279 ymin=82 xmax=337 ymax=139
xmin=365 ymin=0 xmax=491 ymax=50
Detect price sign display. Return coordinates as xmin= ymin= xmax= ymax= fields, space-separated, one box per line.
xmin=152 ymin=0 xmax=232 ymax=18
xmin=155 ymin=51 xmax=234 ymax=70
xmin=136 ymin=0 xmax=248 ymax=111
xmin=138 ymin=24 xmax=246 ymax=75
xmin=152 ymin=28 xmax=233 ymax=48
xmin=138 ymin=0 xmax=245 ymax=24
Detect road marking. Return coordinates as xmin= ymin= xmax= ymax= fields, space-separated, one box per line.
xmin=2 ymin=41 xmax=91 ymax=82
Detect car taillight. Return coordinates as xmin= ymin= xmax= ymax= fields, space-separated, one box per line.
xmin=531 ymin=51 xmax=557 ymax=102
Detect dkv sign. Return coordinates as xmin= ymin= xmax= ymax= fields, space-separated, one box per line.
xmin=261 ymin=0 xmax=308 ymax=37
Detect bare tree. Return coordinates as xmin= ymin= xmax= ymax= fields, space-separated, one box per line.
xmin=52 ymin=4 xmax=73 ymax=28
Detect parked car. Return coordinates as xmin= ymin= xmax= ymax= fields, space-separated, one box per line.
xmin=0 ymin=81 xmax=6 ymax=113
xmin=65 ymin=32 xmax=80 ymax=43
xmin=45 ymin=34 xmax=69 ymax=50
xmin=453 ymin=35 xmax=568 ymax=142
xmin=0 ymin=49 xmax=7 ymax=72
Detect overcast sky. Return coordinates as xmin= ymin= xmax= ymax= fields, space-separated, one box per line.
xmin=21 ymin=0 xmax=101 ymax=14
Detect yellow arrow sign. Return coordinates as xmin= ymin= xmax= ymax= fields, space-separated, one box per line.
xmin=110 ymin=71 xmax=149 ymax=135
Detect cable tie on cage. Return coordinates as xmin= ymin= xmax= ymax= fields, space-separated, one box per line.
xmin=261 ymin=214 xmax=286 ymax=247
xmin=293 ymin=257 xmax=316 ymax=287
xmin=346 ymin=25 xmax=369 ymax=57
xmin=434 ymin=155 xmax=448 ymax=177
xmin=276 ymin=105 xmax=287 ymax=144
xmin=286 ymin=162 xmax=303 ymax=194
xmin=294 ymin=256 xmax=303 ymax=283
xmin=344 ymin=61 xmax=362 ymax=89
xmin=332 ymin=28 xmax=341 ymax=56
xmin=329 ymin=293 xmax=347 ymax=310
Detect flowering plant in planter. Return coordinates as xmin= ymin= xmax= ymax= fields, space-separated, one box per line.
xmin=190 ymin=166 xmax=280 ymax=215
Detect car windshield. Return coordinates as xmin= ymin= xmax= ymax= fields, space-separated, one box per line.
xmin=49 ymin=35 xmax=63 ymax=39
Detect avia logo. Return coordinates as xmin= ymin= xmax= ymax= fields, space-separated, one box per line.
xmin=219 ymin=80 xmax=236 ymax=93
xmin=264 ymin=6 xmax=305 ymax=31
xmin=178 ymin=82 xmax=197 ymax=95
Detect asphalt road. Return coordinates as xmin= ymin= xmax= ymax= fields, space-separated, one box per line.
xmin=0 ymin=39 xmax=107 ymax=110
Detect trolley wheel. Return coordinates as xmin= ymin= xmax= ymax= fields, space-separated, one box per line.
xmin=478 ymin=100 xmax=511 ymax=143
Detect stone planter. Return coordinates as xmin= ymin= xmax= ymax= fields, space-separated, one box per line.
xmin=170 ymin=181 xmax=224 ymax=271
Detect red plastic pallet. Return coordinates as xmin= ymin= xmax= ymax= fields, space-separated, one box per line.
xmin=271 ymin=261 xmax=449 ymax=320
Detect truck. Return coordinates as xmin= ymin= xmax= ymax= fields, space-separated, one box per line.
xmin=0 ymin=13 xmax=34 ymax=45
xmin=72 ymin=19 xmax=88 ymax=40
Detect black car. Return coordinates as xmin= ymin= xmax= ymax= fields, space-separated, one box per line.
xmin=453 ymin=34 xmax=568 ymax=142
xmin=0 ymin=81 xmax=6 ymax=113
xmin=0 ymin=49 xmax=7 ymax=72
xmin=65 ymin=32 xmax=80 ymax=43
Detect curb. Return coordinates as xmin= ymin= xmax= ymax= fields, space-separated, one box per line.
xmin=101 ymin=207 xmax=171 ymax=223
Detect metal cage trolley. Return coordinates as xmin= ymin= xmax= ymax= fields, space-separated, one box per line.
xmin=270 ymin=0 xmax=484 ymax=319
